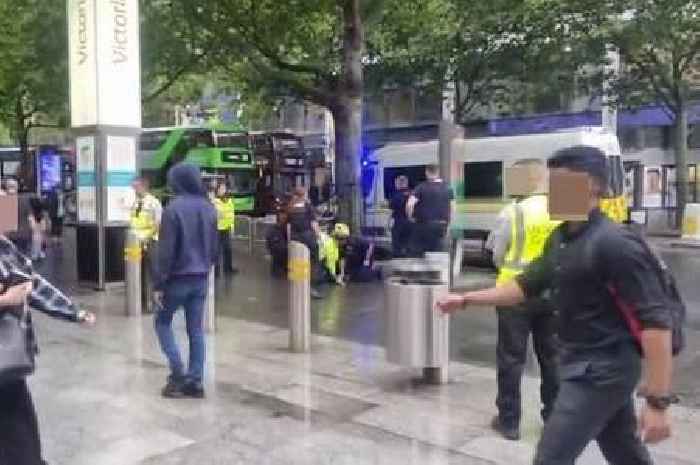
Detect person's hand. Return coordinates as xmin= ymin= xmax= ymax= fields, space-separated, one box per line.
xmin=639 ymin=405 xmax=671 ymax=444
xmin=2 ymin=282 xmax=33 ymax=306
xmin=78 ymin=310 xmax=97 ymax=326
xmin=436 ymin=293 xmax=466 ymax=314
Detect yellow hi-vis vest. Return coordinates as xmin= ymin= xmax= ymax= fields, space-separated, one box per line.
xmin=318 ymin=232 xmax=340 ymax=276
xmin=130 ymin=194 xmax=160 ymax=242
xmin=214 ymin=197 xmax=235 ymax=231
xmin=599 ymin=196 xmax=628 ymax=223
xmin=497 ymin=194 xmax=561 ymax=285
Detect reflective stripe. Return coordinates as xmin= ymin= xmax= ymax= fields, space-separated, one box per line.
xmin=503 ymin=203 xmax=526 ymax=271
xmin=497 ymin=195 xmax=560 ymax=285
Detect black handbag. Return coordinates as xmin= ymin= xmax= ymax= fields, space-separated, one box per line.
xmin=0 ymin=302 xmax=36 ymax=386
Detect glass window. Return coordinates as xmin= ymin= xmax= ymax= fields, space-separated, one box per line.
xmin=216 ymin=132 xmax=249 ymax=148
xmin=226 ymin=170 xmax=256 ymax=195
xmin=464 ymin=161 xmax=503 ymax=198
xmin=643 ymin=126 xmax=671 ymax=149
xmin=620 ymin=127 xmax=642 ymax=151
xmin=139 ymin=131 xmax=171 ymax=151
xmin=689 ymin=125 xmax=700 ymax=149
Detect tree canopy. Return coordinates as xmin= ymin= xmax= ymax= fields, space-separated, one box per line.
xmin=0 ymin=0 xmax=68 ymax=152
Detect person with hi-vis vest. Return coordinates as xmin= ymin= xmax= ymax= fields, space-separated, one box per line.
xmin=130 ymin=177 xmax=163 ymax=311
xmin=211 ymin=182 xmax=237 ymax=275
xmin=485 ymin=159 xmax=560 ymax=441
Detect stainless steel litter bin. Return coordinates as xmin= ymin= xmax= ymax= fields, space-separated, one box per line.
xmin=384 ymin=256 xmax=450 ymax=384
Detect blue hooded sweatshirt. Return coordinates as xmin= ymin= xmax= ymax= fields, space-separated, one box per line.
xmin=153 ymin=163 xmax=218 ymax=290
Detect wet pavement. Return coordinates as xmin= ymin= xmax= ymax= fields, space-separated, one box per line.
xmin=37 ymin=230 xmax=700 ymax=410
xmin=24 ymin=229 xmax=700 ymax=464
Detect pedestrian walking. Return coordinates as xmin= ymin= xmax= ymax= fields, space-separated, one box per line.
xmin=46 ymin=188 xmax=65 ymax=245
xmin=27 ymin=197 xmax=49 ymax=262
xmin=212 ymin=182 xmax=237 ymax=275
xmin=0 ymin=234 xmax=95 ymax=465
xmin=3 ymin=179 xmax=33 ymax=255
xmin=438 ymin=146 xmax=675 ymax=464
xmin=406 ymin=165 xmax=454 ymax=256
xmin=390 ymin=175 xmax=412 ymax=258
xmin=486 ymin=159 xmax=560 ymax=440
xmin=285 ymin=187 xmax=323 ymax=299
xmin=153 ymin=164 xmax=218 ymax=399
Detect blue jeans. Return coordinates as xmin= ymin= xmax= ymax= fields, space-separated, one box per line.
xmin=154 ymin=276 xmax=208 ymax=385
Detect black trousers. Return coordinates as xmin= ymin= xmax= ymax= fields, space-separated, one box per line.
xmin=0 ymin=380 xmax=44 ymax=465
xmin=218 ymin=230 xmax=234 ymax=273
xmin=391 ymin=222 xmax=412 ymax=258
xmin=496 ymin=301 xmax=558 ymax=427
xmin=533 ymin=345 xmax=652 ymax=465
xmin=410 ymin=222 xmax=447 ymax=256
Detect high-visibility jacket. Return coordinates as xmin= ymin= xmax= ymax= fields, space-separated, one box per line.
xmin=214 ymin=197 xmax=235 ymax=231
xmin=497 ymin=194 xmax=560 ymax=285
xmin=318 ymin=232 xmax=340 ymax=276
xmin=599 ymin=196 xmax=628 ymax=223
xmin=130 ymin=193 xmax=162 ymax=242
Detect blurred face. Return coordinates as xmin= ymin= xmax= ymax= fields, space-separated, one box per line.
xmin=548 ymin=168 xmax=599 ymax=221
xmin=217 ymin=183 xmax=227 ymax=197
xmin=132 ymin=180 xmax=146 ymax=196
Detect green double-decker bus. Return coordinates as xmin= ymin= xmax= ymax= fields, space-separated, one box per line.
xmin=138 ymin=125 xmax=257 ymax=212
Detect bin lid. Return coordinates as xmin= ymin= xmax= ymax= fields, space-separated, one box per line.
xmin=386 ymin=258 xmax=446 ymax=284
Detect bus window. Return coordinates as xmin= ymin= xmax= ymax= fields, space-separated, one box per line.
xmin=139 ymin=131 xmax=171 ymax=151
xmin=185 ymin=129 xmax=214 ymax=149
xmin=464 ymin=161 xmax=503 ymax=198
xmin=226 ymin=170 xmax=256 ymax=195
xmin=216 ymin=132 xmax=249 ymax=148
xmin=383 ymin=165 xmax=427 ymax=200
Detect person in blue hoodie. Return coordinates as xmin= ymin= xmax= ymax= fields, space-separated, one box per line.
xmin=153 ymin=163 xmax=218 ymax=399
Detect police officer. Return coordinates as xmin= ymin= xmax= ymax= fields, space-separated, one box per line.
xmin=390 ymin=175 xmax=412 ymax=258
xmin=406 ymin=165 xmax=454 ymax=256
xmin=130 ymin=177 xmax=162 ymax=312
xmin=213 ymin=182 xmax=236 ymax=275
xmin=438 ymin=146 xmax=674 ymax=464
xmin=486 ymin=159 xmax=559 ymax=440
xmin=286 ymin=187 xmax=323 ymax=299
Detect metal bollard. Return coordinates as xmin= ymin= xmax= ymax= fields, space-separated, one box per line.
xmin=288 ymin=241 xmax=311 ymax=353
xmin=204 ymin=266 xmax=216 ymax=333
xmin=248 ymin=218 xmax=255 ymax=255
xmin=125 ymin=231 xmax=142 ymax=316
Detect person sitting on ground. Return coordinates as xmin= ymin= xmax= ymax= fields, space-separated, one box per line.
xmin=332 ymin=223 xmax=380 ymax=284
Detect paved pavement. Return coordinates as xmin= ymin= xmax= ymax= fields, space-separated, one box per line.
xmin=25 ymin=230 xmax=700 ymax=464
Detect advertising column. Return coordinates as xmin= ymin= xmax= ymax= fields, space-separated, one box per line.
xmin=68 ymin=0 xmax=140 ymax=289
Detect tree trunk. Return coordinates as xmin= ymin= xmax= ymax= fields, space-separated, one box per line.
xmin=15 ymin=96 xmax=30 ymax=159
xmin=332 ymin=98 xmax=363 ymax=231
xmin=333 ymin=0 xmax=364 ymax=232
xmin=673 ymin=102 xmax=689 ymax=230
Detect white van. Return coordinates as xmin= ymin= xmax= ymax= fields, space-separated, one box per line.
xmin=365 ymin=127 xmax=623 ymax=238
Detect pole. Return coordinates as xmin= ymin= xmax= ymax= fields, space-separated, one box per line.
xmin=125 ymin=230 xmax=142 ymax=316
xmin=288 ymin=241 xmax=311 ymax=353
xmin=204 ymin=266 xmax=216 ymax=333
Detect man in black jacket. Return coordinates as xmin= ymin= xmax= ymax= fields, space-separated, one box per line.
xmin=153 ymin=164 xmax=218 ymax=399
xmin=438 ymin=146 xmax=673 ymax=465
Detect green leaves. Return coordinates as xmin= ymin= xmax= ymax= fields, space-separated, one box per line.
xmin=0 ymin=0 xmax=67 ymax=147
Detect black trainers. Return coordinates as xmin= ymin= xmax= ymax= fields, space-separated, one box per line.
xmin=182 ymin=382 xmax=205 ymax=399
xmin=491 ymin=416 xmax=520 ymax=441
xmin=161 ymin=375 xmax=186 ymax=398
